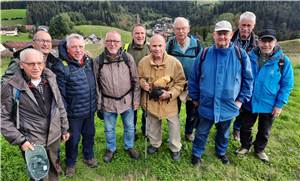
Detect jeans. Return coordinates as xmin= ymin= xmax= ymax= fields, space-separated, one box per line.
xmin=103 ymin=108 xmax=134 ymax=152
xmin=66 ymin=116 xmax=95 ymax=167
xmin=192 ymin=116 xmax=232 ymax=158
xmin=240 ymin=110 xmax=274 ymax=153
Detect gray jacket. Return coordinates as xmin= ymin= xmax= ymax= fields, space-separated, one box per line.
xmin=93 ymin=51 xmax=140 ymax=114
xmin=1 ymin=68 xmax=69 ymax=147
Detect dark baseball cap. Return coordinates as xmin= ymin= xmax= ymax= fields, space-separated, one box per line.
xmin=259 ymin=29 xmax=276 ymax=40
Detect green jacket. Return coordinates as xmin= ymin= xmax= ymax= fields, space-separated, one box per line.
xmin=124 ymin=41 xmax=150 ymax=66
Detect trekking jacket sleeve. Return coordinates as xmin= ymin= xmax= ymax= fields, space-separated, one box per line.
xmin=51 ymin=61 xmax=67 ymax=108
xmin=1 ymin=58 xmax=19 ymax=84
xmin=168 ymin=58 xmax=186 ymax=101
xmin=126 ymin=53 xmax=141 ymax=106
xmin=93 ymin=56 xmax=102 ymax=110
xmin=236 ymin=49 xmax=253 ymax=104
xmin=188 ymin=53 xmax=202 ymax=101
xmin=275 ymin=56 xmax=294 ymax=108
xmin=0 ymin=83 xmax=26 ymax=145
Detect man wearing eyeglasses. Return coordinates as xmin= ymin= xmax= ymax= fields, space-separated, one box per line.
xmin=1 ymin=48 xmax=69 ymax=181
xmin=236 ymin=29 xmax=294 ymax=162
xmin=1 ymin=30 xmax=59 ymax=83
xmin=94 ymin=31 xmax=141 ymax=163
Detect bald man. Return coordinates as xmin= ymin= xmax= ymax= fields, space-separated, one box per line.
xmin=1 ymin=30 xmax=59 ymax=83
xmin=138 ymin=34 xmax=186 ymax=161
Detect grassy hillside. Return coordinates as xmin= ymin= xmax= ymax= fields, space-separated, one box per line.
xmin=74 ymin=25 xmax=132 ymax=43
xmin=1 ymin=9 xmax=26 ymax=26
xmin=0 ymin=32 xmax=31 ymax=43
xmin=1 ymin=39 xmax=299 ymax=181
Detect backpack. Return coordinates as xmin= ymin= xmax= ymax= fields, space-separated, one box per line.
xmin=12 ymin=87 xmax=21 ymax=129
xmin=167 ymin=36 xmax=202 ymax=58
xmin=197 ymin=45 xmax=242 ymax=78
xmin=97 ymin=52 xmax=134 ymax=100
xmin=278 ymin=54 xmax=286 ymax=75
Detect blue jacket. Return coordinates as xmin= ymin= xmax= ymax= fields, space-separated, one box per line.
xmin=244 ymin=46 xmax=294 ymax=113
xmin=188 ymin=43 xmax=253 ymax=123
xmin=166 ymin=36 xmax=201 ymax=79
xmin=52 ymin=41 xmax=97 ymax=120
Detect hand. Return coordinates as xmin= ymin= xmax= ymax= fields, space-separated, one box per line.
xmin=133 ymin=103 xmax=139 ymax=110
xmin=62 ymin=132 xmax=70 ymax=143
xmin=142 ymin=82 xmax=151 ymax=92
xmin=235 ymin=100 xmax=242 ymax=109
xmin=159 ymin=90 xmax=171 ymax=100
xmin=193 ymin=101 xmax=199 ymax=108
xmin=272 ymin=107 xmax=282 ymax=118
xmin=21 ymin=141 xmax=34 ymax=151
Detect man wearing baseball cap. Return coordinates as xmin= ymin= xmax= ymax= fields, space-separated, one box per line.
xmin=188 ymin=20 xmax=253 ymax=165
xmin=236 ymin=29 xmax=294 ymax=162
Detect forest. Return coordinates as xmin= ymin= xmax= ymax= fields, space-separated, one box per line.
xmin=1 ymin=1 xmax=300 ymax=40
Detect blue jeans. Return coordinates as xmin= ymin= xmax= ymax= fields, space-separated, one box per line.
xmin=192 ymin=116 xmax=232 ymax=158
xmin=66 ymin=116 xmax=95 ymax=167
xmin=103 ymin=108 xmax=134 ymax=152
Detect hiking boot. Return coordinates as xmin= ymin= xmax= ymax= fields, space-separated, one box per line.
xmin=235 ymin=148 xmax=249 ymax=155
xmin=233 ymin=130 xmax=240 ymax=141
xmin=171 ymin=151 xmax=180 ymax=161
xmin=103 ymin=150 xmax=115 ymax=163
xmin=185 ymin=134 xmax=194 ymax=142
xmin=191 ymin=155 xmax=201 ymax=166
xmin=217 ymin=154 xmax=230 ymax=165
xmin=127 ymin=148 xmax=140 ymax=160
xmin=256 ymin=152 xmax=269 ymax=162
xmin=147 ymin=145 xmax=158 ymax=154
xmin=65 ymin=166 xmax=75 ymax=177
xmin=83 ymin=158 xmax=99 ymax=168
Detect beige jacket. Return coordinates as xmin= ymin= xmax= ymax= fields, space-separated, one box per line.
xmin=138 ymin=52 xmax=186 ymax=119
xmin=94 ymin=51 xmax=140 ymax=113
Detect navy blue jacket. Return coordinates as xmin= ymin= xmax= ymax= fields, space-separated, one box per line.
xmin=52 ymin=41 xmax=97 ymax=120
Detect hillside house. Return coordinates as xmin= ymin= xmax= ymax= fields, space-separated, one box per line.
xmin=0 ymin=27 xmax=18 ymax=36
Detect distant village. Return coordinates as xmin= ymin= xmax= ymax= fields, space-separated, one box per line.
xmin=0 ymin=17 xmax=174 ymax=57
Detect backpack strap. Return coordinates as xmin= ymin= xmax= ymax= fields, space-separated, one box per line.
xmin=167 ymin=38 xmax=175 ymax=54
xmin=278 ymin=54 xmax=285 ymax=75
xmin=234 ymin=45 xmax=243 ymax=65
xmin=13 ymin=87 xmax=21 ymax=129
xmin=97 ymin=52 xmax=134 ymax=101
xmin=196 ymin=47 xmax=209 ymax=80
xmin=123 ymin=43 xmax=130 ymax=52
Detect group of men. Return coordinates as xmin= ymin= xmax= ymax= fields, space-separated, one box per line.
xmin=0 ymin=11 xmax=294 ymax=180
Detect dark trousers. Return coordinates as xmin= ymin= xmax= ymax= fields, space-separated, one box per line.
xmin=178 ymin=99 xmax=197 ymax=135
xmin=134 ymin=109 xmax=146 ymax=135
xmin=23 ymin=140 xmax=60 ymax=181
xmin=66 ymin=116 xmax=95 ymax=167
xmin=240 ymin=110 xmax=274 ymax=153
xmin=233 ymin=114 xmax=242 ymax=131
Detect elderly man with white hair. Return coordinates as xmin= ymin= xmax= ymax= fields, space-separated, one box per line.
xmin=166 ymin=17 xmax=202 ymax=142
xmin=231 ymin=11 xmax=258 ymax=141
xmin=188 ymin=20 xmax=253 ymax=165
xmin=52 ymin=33 xmax=98 ymax=177
xmin=1 ymin=48 xmax=70 ymax=180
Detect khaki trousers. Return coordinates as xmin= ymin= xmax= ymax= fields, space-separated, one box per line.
xmin=146 ymin=113 xmax=182 ymax=152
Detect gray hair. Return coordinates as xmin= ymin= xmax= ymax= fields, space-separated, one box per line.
xmin=20 ymin=48 xmax=44 ymax=63
xmin=174 ymin=17 xmax=190 ymax=28
xmin=239 ymin=11 xmax=256 ymax=23
xmin=66 ymin=33 xmax=84 ymax=48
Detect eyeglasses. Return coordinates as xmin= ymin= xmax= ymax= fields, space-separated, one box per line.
xmin=22 ymin=61 xmax=45 ymax=67
xmin=105 ymin=40 xmax=121 ymax=44
xmin=33 ymin=39 xmax=52 ymax=44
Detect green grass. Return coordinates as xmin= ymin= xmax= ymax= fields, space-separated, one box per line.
xmin=1 ymin=9 xmax=26 ymax=26
xmin=74 ymin=25 xmax=132 ymax=44
xmin=0 ymin=32 xmax=31 ymax=43
xmin=1 ymin=41 xmax=300 ymax=181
